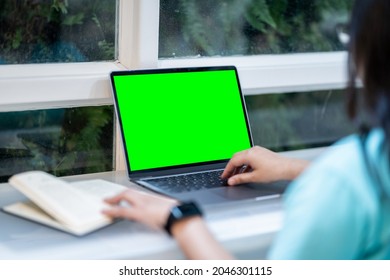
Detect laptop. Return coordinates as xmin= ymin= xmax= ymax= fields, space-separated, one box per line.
xmin=110 ymin=66 xmax=285 ymax=205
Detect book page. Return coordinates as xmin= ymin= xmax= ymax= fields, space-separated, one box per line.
xmin=70 ymin=179 xmax=127 ymax=200
xmin=3 ymin=201 xmax=72 ymax=232
xmin=8 ymin=171 xmax=124 ymax=230
xmin=3 ymin=200 xmax=116 ymax=236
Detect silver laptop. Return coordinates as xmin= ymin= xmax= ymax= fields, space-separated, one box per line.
xmin=110 ymin=66 xmax=285 ymax=205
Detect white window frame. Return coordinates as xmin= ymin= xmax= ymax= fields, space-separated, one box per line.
xmin=0 ymin=0 xmax=348 ymax=170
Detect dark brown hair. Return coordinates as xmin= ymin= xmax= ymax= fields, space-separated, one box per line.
xmin=347 ymin=0 xmax=390 ymax=141
xmin=347 ymin=0 xmax=390 ymax=196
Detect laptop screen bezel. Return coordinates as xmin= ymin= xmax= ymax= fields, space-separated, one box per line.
xmin=110 ymin=66 xmax=254 ymax=177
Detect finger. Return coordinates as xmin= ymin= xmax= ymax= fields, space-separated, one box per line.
xmin=241 ymin=165 xmax=252 ymax=173
xmin=230 ymin=165 xmax=249 ymax=177
xmin=221 ymin=152 xmax=249 ymax=178
xmin=104 ymin=189 xmax=140 ymax=205
xmin=104 ymin=193 xmax=125 ymax=205
xmin=102 ymin=206 xmax=135 ymax=220
xmin=227 ymin=171 xmax=256 ymax=185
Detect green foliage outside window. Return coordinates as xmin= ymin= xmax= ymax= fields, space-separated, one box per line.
xmin=0 ymin=0 xmax=116 ymax=181
xmin=246 ymin=90 xmax=354 ymax=152
xmin=0 ymin=106 xmax=114 ymax=182
xmin=159 ymin=0 xmax=353 ymax=57
xmin=0 ymin=0 xmax=116 ymax=64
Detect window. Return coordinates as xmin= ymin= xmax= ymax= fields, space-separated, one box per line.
xmin=0 ymin=0 xmax=118 ymax=182
xmin=0 ymin=0 xmax=353 ymax=181
xmin=159 ymin=0 xmax=352 ymax=58
xmin=245 ymin=90 xmax=354 ymax=151
xmin=0 ymin=0 xmax=117 ymax=64
xmin=0 ymin=106 xmax=114 ymax=182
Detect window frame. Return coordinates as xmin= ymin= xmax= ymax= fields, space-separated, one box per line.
xmin=0 ymin=0 xmax=349 ymax=170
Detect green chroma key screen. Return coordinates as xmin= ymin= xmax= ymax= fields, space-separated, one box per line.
xmin=112 ymin=68 xmax=252 ymax=172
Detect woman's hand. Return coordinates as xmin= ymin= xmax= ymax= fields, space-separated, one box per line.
xmin=102 ymin=189 xmax=178 ymax=230
xmin=102 ymin=189 xmax=233 ymax=259
xmin=221 ymin=146 xmax=309 ymax=185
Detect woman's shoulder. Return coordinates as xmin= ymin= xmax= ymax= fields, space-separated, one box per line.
xmin=285 ymin=129 xmax=387 ymax=210
xmin=307 ymin=129 xmax=386 ymax=181
xmin=296 ymin=134 xmax=363 ymax=185
xmin=273 ymin=129 xmax=389 ymax=259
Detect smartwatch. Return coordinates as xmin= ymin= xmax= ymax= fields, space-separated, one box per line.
xmin=164 ymin=201 xmax=203 ymax=236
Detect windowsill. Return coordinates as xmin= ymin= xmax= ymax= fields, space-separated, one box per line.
xmin=0 ymin=61 xmax=125 ymax=111
xmin=0 ymin=51 xmax=348 ymax=110
xmin=279 ymin=146 xmax=329 ymax=161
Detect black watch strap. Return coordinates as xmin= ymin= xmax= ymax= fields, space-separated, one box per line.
xmin=164 ymin=201 xmax=203 ymax=236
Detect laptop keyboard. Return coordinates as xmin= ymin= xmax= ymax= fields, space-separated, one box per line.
xmin=141 ymin=169 xmax=226 ymax=193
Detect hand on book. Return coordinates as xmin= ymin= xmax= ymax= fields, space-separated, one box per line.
xmin=102 ymin=189 xmax=179 ymax=230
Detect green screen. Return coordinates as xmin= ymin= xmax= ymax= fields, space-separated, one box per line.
xmin=113 ymin=68 xmax=252 ymax=172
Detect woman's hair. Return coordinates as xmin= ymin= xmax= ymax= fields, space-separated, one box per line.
xmin=347 ymin=0 xmax=390 ymax=196
xmin=347 ymin=0 xmax=390 ymax=141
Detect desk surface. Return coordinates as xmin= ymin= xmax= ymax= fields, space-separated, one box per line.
xmin=0 ymin=171 xmax=283 ymax=260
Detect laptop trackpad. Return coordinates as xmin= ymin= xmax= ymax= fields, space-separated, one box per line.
xmin=212 ymin=186 xmax=271 ymax=200
xmin=215 ymin=180 xmax=289 ymax=199
xmin=177 ymin=181 xmax=289 ymax=205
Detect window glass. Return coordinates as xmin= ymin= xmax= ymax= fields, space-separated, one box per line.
xmin=0 ymin=106 xmax=114 ymax=183
xmin=159 ymin=0 xmax=353 ymax=58
xmin=0 ymin=0 xmax=117 ymax=64
xmin=245 ymin=89 xmax=354 ymax=151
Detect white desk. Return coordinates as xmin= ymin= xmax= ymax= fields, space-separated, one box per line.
xmin=0 ymin=171 xmax=283 ymax=259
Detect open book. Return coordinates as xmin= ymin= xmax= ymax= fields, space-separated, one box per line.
xmin=2 ymin=171 xmax=127 ymax=236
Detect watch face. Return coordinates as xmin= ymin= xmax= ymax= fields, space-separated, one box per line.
xmin=171 ymin=206 xmax=185 ymax=219
xmin=165 ymin=202 xmax=202 ymax=235
xmin=174 ymin=202 xmax=202 ymax=219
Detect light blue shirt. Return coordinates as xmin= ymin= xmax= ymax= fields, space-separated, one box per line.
xmin=268 ymin=129 xmax=390 ymax=259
